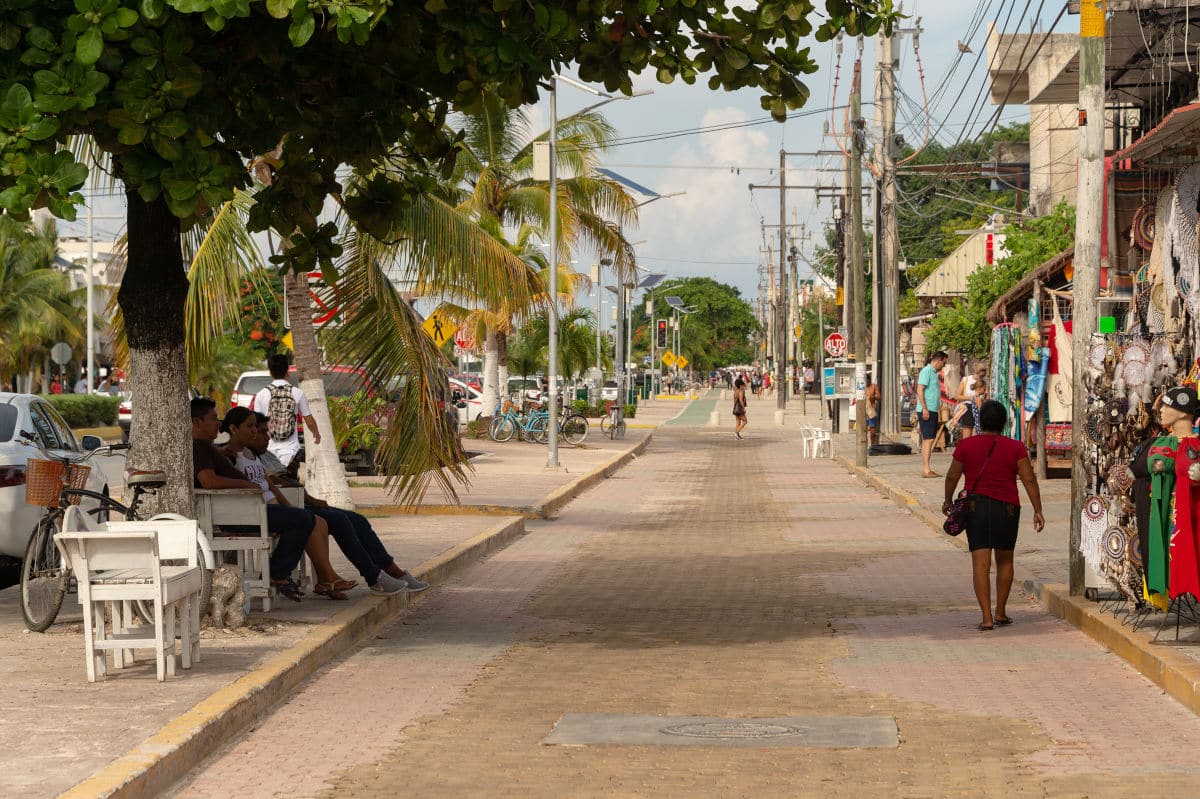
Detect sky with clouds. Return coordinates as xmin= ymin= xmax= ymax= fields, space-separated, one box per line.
xmin=64 ymin=2 xmax=1067 ymax=324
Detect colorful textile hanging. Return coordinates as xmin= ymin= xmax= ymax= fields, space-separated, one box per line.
xmin=1171 ymin=437 xmax=1200 ymax=599
xmin=989 ymin=325 xmax=1021 ymax=439
xmin=1147 ymin=436 xmax=1178 ymax=597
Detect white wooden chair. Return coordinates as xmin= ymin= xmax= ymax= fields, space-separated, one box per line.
xmin=56 ymin=507 xmax=203 ymax=682
xmin=194 ymin=488 xmax=272 ymax=612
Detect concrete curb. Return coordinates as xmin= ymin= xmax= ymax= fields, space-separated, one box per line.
xmin=58 ymin=516 xmax=527 ymax=799
xmin=361 ymin=434 xmax=653 ymax=521
xmin=831 ymin=450 xmax=1200 ymax=718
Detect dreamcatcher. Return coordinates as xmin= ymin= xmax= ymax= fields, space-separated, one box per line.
xmin=1081 ymin=495 xmax=1109 ymax=573
xmin=1132 ymin=202 xmax=1156 ymax=251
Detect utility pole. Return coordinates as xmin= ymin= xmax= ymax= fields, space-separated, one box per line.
xmin=878 ymin=26 xmax=900 ymax=437
xmin=850 ymin=56 xmax=868 ymax=468
xmin=1070 ymin=0 xmax=1106 ymax=596
xmin=776 ymin=148 xmax=788 ymax=410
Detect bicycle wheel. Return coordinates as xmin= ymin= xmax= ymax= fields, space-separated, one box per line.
xmin=528 ymin=415 xmax=548 ymax=444
xmin=134 ymin=541 xmax=212 ymax=627
xmin=20 ymin=514 xmax=67 ymax=632
xmin=491 ymin=416 xmax=517 ymax=443
xmin=562 ymin=413 xmax=589 ymax=445
xmin=599 ymin=414 xmax=611 ymax=434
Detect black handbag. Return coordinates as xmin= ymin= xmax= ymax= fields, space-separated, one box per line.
xmin=943 ymin=439 xmax=998 ymax=536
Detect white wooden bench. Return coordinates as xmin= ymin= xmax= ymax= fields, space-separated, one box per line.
xmin=194 ymin=488 xmax=271 ymax=612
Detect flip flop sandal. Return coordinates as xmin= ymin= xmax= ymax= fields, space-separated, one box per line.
xmin=994 ymin=617 xmax=1014 ymax=627
xmin=313 ymin=582 xmax=350 ymax=600
xmin=330 ymin=579 xmax=358 ymax=592
xmin=272 ymin=578 xmax=304 ymax=602
xmin=977 ymin=623 xmax=994 ymax=631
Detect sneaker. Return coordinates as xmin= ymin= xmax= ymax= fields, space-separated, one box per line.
xmin=369 ymin=572 xmax=411 ymax=596
xmin=401 ymin=572 xmax=429 ymax=591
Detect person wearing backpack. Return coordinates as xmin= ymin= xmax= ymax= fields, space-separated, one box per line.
xmin=252 ymin=353 xmax=321 ymax=468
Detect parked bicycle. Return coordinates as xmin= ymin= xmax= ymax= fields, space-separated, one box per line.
xmin=599 ymin=402 xmax=626 ymax=440
xmin=18 ymin=432 xmax=212 ymax=632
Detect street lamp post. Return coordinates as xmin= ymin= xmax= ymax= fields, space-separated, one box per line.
xmin=544 ymin=76 xmax=649 ymax=469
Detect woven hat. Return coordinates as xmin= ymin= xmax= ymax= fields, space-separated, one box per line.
xmin=1161 ymin=385 xmax=1200 ymax=417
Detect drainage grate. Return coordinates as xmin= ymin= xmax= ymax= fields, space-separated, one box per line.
xmin=543 ymin=714 xmax=898 ymax=748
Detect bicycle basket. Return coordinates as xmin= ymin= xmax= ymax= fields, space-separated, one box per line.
xmin=501 ymin=398 xmax=513 ymax=414
xmin=24 ymin=459 xmax=90 ymax=507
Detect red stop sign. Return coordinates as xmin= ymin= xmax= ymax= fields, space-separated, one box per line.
xmin=823 ymin=332 xmax=847 ymax=358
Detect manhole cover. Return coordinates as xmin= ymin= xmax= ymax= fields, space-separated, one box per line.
xmin=544 ymin=713 xmax=898 ymax=748
xmin=660 ymin=721 xmax=806 ymax=739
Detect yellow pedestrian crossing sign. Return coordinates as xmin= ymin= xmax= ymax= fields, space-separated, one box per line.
xmin=662 ymin=351 xmax=677 ymax=367
xmin=676 ymin=355 xmax=689 ymax=369
xmin=422 ymin=305 xmax=457 ymax=347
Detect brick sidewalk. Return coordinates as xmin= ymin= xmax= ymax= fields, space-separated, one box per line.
xmin=174 ymin=425 xmax=1200 ymax=798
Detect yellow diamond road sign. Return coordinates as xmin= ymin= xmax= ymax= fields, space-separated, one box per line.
xmin=676 ymin=356 xmax=689 ymax=369
xmin=662 ymin=351 xmax=677 ymax=367
xmin=422 ymin=305 xmax=458 ymax=347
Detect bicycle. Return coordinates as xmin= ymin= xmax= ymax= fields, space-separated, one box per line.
xmin=490 ymin=399 xmax=549 ymax=443
xmin=18 ymin=432 xmax=213 ymax=632
xmin=600 ymin=402 xmax=626 ymax=440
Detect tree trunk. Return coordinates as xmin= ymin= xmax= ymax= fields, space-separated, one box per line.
xmin=496 ymin=330 xmax=509 ymax=400
xmin=480 ymin=328 xmax=499 ymax=417
xmin=116 ymin=189 xmax=192 ymax=516
xmin=283 ymin=272 xmax=354 ymax=510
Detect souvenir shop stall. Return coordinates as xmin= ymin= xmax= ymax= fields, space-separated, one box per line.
xmin=1067 ymin=106 xmax=1200 ymax=631
xmin=986 ymin=249 xmax=1076 ymax=476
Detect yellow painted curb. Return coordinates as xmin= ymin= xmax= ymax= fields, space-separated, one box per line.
xmin=832 ymin=447 xmax=1200 ymax=718
xmin=58 ymin=516 xmax=526 ymax=799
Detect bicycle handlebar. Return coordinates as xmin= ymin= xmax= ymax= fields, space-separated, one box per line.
xmin=18 ymin=430 xmax=130 ymax=464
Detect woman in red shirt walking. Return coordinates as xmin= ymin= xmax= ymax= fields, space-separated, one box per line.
xmin=942 ymin=400 xmax=1045 ymax=630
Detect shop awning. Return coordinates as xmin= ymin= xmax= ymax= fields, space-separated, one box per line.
xmin=986 ymin=248 xmax=1074 ymax=324
xmin=1114 ymin=102 xmax=1200 ymax=164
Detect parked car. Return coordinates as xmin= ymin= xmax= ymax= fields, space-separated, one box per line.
xmin=507 ymin=376 xmax=543 ymax=403
xmin=449 ymin=378 xmax=486 ymax=423
xmin=117 ymin=387 xmax=200 ymax=442
xmin=600 ymin=380 xmax=619 ymax=402
xmin=0 ymin=394 xmax=110 ymax=561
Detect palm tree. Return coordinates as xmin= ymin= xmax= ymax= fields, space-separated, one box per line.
xmin=448 ymin=93 xmax=639 ymax=407
xmin=518 ymin=307 xmax=600 ymax=381
xmin=0 ymin=216 xmax=83 ymax=390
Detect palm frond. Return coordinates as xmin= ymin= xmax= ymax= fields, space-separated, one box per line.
xmin=322 ymin=259 xmax=469 ymax=504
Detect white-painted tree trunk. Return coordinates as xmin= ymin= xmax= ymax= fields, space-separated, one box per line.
xmin=480 ymin=329 xmax=499 ymax=417
xmin=284 ymin=273 xmax=355 ymax=511
xmin=497 ymin=330 xmax=510 ymax=403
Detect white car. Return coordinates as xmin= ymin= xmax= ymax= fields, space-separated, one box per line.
xmin=0 ymin=394 xmax=110 ymax=560
xmin=449 ymin=378 xmax=485 ymax=423
xmin=600 ymin=380 xmax=620 ymax=402
xmin=507 ymin=376 xmax=543 ymax=403
xmin=230 ymin=370 xmax=275 ymax=409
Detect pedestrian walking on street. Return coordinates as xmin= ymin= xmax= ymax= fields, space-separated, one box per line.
xmin=917 ymin=351 xmax=947 ymax=477
xmin=942 ymin=400 xmax=1045 ymax=631
xmin=732 ymin=378 xmax=748 ymax=439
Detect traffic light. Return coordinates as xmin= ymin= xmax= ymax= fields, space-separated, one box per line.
xmin=656 ymin=319 xmax=668 ymax=348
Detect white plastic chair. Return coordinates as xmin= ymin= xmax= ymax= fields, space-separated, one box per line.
xmin=808 ymin=426 xmax=832 ymax=458
xmin=798 ymin=423 xmax=814 ymax=455
xmin=56 ymin=507 xmax=203 ymax=682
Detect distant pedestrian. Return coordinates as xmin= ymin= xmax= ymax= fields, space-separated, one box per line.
xmin=751 ymin=372 xmax=762 ymax=397
xmin=251 ymin=353 xmax=321 ymax=468
xmin=864 ymin=374 xmax=881 ymax=446
xmin=917 ymin=351 xmax=947 ymax=477
xmin=732 ymin=378 xmax=748 ymax=439
xmin=942 ymin=400 xmax=1044 ymax=631
xmin=803 ymin=364 xmax=816 ymax=394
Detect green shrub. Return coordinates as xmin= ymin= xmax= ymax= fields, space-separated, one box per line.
xmin=571 ymin=399 xmax=589 ymax=413
xmin=623 ymin=403 xmax=637 ymax=419
xmin=39 ymin=394 xmax=120 ymax=428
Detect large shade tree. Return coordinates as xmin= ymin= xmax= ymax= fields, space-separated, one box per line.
xmin=0 ymin=0 xmax=893 ymax=513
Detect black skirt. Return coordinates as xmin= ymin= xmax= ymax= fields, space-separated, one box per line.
xmin=965 ymin=494 xmax=1020 ymax=552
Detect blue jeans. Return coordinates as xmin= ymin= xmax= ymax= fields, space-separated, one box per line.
xmin=308 ymin=506 xmax=395 ymax=585
xmin=264 ymin=504 xmax=317 ymax=581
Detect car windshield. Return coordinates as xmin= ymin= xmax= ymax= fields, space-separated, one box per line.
xmin=509 ymin=379 xmax=539 ymax=390
xmin=237 ymin=375 xmax=276 ymax=397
